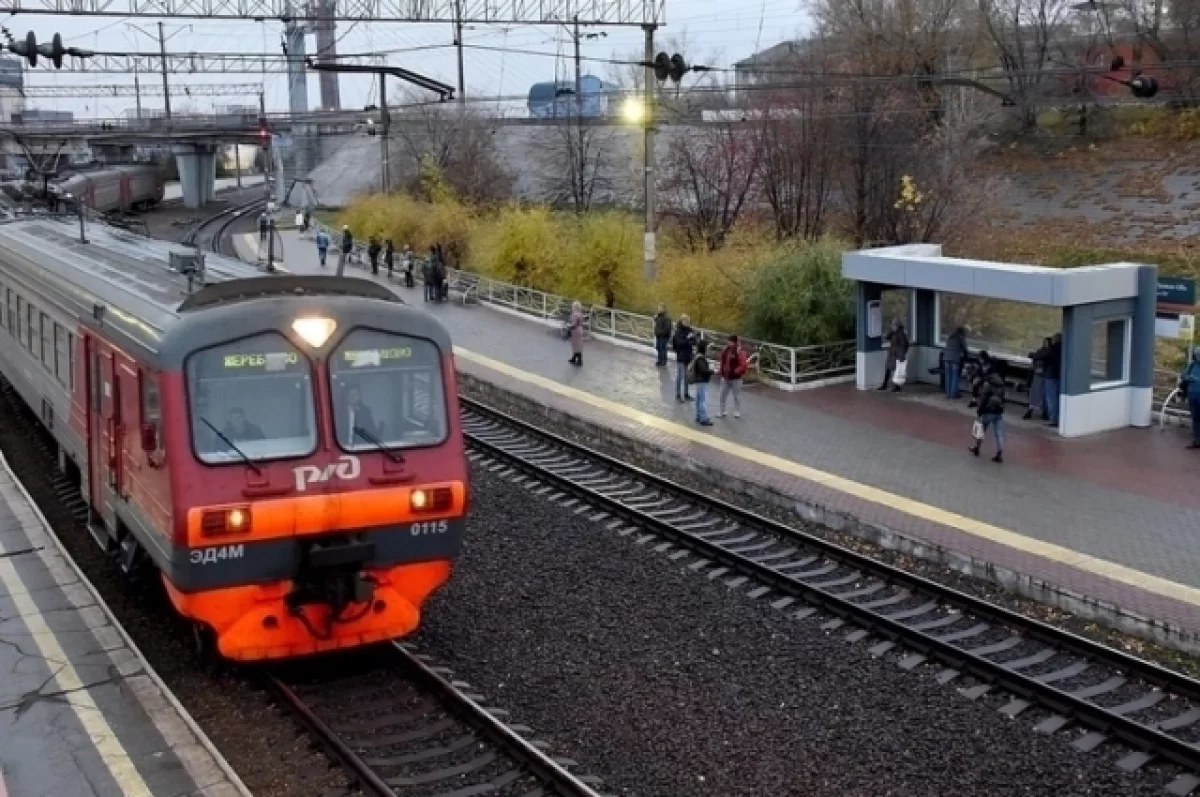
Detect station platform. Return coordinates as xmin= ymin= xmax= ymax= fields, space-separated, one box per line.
xmin=0 ymin=456 xmax=250 ymax=797
xmin=246 ymin=230 xmax=1200 ymax=649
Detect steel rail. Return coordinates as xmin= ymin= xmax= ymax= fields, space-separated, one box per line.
xmin=460 ymin=397 xmax=1200 ymax=779
xmin=267 ymin=642 xmax=606 ymax=797
xmin=391 ymin=642 xmax=607 ymax=797
xmin=265 ymin=674 xmax=398 ymax=797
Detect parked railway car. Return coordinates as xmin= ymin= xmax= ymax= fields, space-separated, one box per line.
xmin=0 ymin=217 xmax=468 ymax=661
xmin=55 ymin=165 xmax=165 ymax=214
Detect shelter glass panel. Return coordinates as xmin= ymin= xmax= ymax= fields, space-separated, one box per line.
xmin=1090 ymin=317 xmax=1130 ymax=388
xmin=186 ymin=333 xmax=317 ymax=465
xmin=329 ymin=328 xmax=448 ymax=453
xmin=937 ymin=294 xmax=1060 ymax=358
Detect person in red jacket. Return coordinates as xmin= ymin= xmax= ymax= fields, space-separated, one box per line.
xmin=717 ymin=335 xmax=749 ymax=418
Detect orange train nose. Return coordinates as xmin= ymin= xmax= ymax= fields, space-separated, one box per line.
xmin=163 ymin=559 xmax=453 ymax=661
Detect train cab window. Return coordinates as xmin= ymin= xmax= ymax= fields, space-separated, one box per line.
xmin=186 ymin=332 xmax=317 ymax=464
xmin=329 ymin=328 xmax=448 ymax=453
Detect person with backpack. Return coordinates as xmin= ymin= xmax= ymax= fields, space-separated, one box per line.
xmin=688 ymin=340 xmax=714 ymax=426
xmin=970 ymin=372 xmax=1007 ymax=463
xmin=367 ymin=237 xmax=381 ymax=276
xmin=1180 ymin=346 xmax=1200 ymax=450
xmin=653 ymin=304 xmax=672 ymax=367
xmin=314 ymin=228 xmax=330 ymax=268
xmin=672 ymin=314 xmax=696 ymax=403
xmin=717 ymin=335 xmax=749 ymax=418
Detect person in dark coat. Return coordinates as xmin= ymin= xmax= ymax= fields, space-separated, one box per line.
xmin=384 ymin=240 xmax=395 ymax=279
xmin=653 ymin=304 xmax=672 ymax=367
xmin=1042 ymin=332 xmax=1062 ymax=426
xmin=338 ymin=226 xmax=354 ymax=275
xmin=423 ymin=247 xmax=437 ymax=301
xmin=567 ymin=301 xmax=585 ymax=366
xmin=672 ymin=314 xmax=696 ymax=403
xmin=943 ymin=326 xmax=968 ymax=399
xmin=1026 ymin=337 xmax=1053 ymax=420
xmin=689 ymin=339 xmax=714 ymax=426
xmin=879 ymin=320 xmax=909 ymax=392
xmin=1180 ymin=346 xmax=1200 ymax=450
xmin=367 ymin=237 xmax=381 ymax=276
xmin=970 ymin=373 xmax=1007 ymax=463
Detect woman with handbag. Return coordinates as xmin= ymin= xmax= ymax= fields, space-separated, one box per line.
xmin=970 ymin=373 xmax=1007 ymax=463
xmin=879 ymin=320 xmax=909 ymax=392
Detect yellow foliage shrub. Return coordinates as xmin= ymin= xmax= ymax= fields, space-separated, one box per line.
xmin=560 ymin=212 xmax=643 ymax=309
xmin=470 ymin=204 xmax=561 ymax=289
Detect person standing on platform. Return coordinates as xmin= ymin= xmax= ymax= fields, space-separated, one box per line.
xmin=402 ymin=245 xmax=415 ymax=288
xmin=970 ymin=372 xmax=1007 ymax=463
xmin=672 ymin=315 xmax=696 ymax=403
xmin=434 ymin=245 xmax=449 ymax=301
xmin=653 ymin=304 xmax=672 ymax=367
xmin=688 ymin=340 xmax=714 ymax=426
xmin=1026 ymin=337 xmax=1053 ymax=421
xmin=1180 ymin=346 xmax=1200 ymax=450
xmin=1043 ymin=332 xmax=1062 ymax=426
xmin=338 ymin=226 xmax=354 ymax=276
xmin=423 ymin=248 xmax=437 ymax=301
xmin=384 ymin=240 xmax=395 ymax=280
xmin=314 ymin=228 xmax=330 ymax=267
xmin=717 ymin=335 xmax=748 ymax=418
xmin=367 ymin=237 xmax=381 ymax=276
xmin=567 ymin=301 xmax=585 ymax=366
xmin=879 ymin=320 xmax=909 ymax=392
xmin=258 ymin=213 xmax=269 ymax=243
xmin=943 ymin=326 xmax=968 ymax=400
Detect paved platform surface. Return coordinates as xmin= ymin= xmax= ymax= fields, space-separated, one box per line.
xmin=0 ymin=456 xmax=250 ymax=797
xmin=252 ymin=230 xmax=1200 ymax=641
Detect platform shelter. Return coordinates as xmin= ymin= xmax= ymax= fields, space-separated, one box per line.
xmin=842 ymin=244 xmax=1158 ymax=438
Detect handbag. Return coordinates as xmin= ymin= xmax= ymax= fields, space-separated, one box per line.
xmin=892 ymin=358 xmax=908 ymax=387
xmin=971 ymin=420 xmax=985 ymax=441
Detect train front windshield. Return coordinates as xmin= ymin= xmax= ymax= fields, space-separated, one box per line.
xmin=187 ymin=332 xmax=319 ymax=464
xmin=329 ymin=329 xmax=448 ymax=452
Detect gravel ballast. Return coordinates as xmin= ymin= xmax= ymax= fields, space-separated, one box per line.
xmin=415 ymin=462 xmax=1177 ymax=797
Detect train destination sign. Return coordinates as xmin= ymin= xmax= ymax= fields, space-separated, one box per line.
xmin=342 ymin=347 xmax=413 ymax=366
xmin=222 ymin=351 xmax=301 ymax=371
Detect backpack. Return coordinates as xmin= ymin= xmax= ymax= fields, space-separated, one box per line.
xmin=686 ymin=356 xmax=701 ymax=384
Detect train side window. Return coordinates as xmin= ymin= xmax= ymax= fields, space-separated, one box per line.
xmin=14 ymin=296 xmax=23 ymax=345
xmin=53 ymin=325 xmax=68 ymax=385
xmin=39 ymin=313 xmax=51 ymax=371
xmin=140 ymin=373 xmax=161 ymax=423
xmin=25 ymin=303 xmax=34 ymax=355
xmin=90 ymin=351 xmax=101 ymax=413
xmin=5 ymin=290 xmax=13 ymax=335
xmin=68 ymin=333 xmax=75 ymax=391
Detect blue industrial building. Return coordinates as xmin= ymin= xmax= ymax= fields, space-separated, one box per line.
xmin=528 ymin=74 xmax=619 ymax=119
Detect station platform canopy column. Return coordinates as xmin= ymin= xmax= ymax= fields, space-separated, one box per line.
xmin=842 ymin=244 xmax=1158 ymax=438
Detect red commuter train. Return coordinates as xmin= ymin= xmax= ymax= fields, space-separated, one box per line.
xmin=0 ymin=215 xmax=468 ymax=661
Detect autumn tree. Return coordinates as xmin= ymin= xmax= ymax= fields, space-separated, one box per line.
xmin=976 ymin=0 xmax=1072 ymax=128
xmin=659 ymin=120 xmax=761 ymax=251
xmin=542 ymin=118 xmax=617 ymax=213
xmin=753 ymin=87 xmax=836 ymax=241
xmin=389 ymin=92 xmax=513 ymax=202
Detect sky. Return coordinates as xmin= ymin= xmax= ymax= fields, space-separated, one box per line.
xmin=7 ymin=0 xmax=814 ymax=118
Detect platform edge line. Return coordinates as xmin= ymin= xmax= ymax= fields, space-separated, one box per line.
xmin=0 ymin=453 xmax=256 ymax=797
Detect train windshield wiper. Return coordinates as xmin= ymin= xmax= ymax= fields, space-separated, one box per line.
xmin=200 ymin=417 xmax=263 ymax=475
xmin=353 ymin=425 xmax=406 ymax=465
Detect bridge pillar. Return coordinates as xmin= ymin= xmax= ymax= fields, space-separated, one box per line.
xmin=173 ymin=143 xmax=218 ymax=209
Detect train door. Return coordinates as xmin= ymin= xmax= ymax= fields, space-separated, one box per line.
xmin=85 ymin=339 xmax=121 ymax=531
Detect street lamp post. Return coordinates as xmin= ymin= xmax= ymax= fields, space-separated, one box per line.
xmin=641 ymin=24 xmax=657 ymax=280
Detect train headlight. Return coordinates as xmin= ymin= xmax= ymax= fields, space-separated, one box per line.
xmin=201 ymin=506 xmax=252 ymax=537
xmin=410 ymin=487 xmax=453 ymax=514
xmin=292 ymin=317 xmax=337 ymax=349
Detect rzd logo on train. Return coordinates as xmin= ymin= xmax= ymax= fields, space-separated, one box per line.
xmin=293 ymin=455 xmax=361 ymax=492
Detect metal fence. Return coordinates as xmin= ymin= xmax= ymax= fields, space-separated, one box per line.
xmin=314 ymin=221 xmax=856 ymax=390
xmin=1155 ymin=368 xmax=1192 ymax=424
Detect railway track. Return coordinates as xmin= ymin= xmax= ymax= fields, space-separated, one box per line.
xmin=460 ymin=397 xmax=1200 ymax=796
xmin=181 ymin=196 xmax=266 ymax=255
xmin=266 ymin=643 xmax=609 ymax=797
